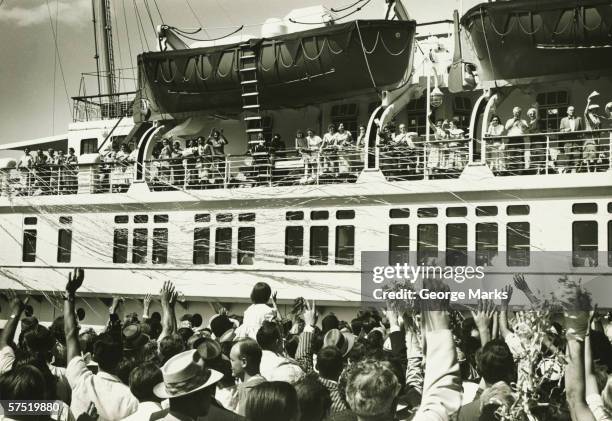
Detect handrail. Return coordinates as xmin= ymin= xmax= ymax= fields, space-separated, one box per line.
xmin=482 ymin=127 xmax=612 ymax=139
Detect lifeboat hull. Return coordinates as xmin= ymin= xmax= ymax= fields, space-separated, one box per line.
xmin=461 ymin=0 xmax=612 ymax=83
xmin=135 ymin=20 xmax=416 ymax=120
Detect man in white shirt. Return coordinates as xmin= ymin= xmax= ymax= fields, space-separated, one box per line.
xmin=64 ymin=268 xmax=139 ymax=421
xmin=256 ymin=321 xmax=303 ymax=384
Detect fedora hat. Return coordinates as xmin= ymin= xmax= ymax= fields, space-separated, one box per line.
xmin=323 ymin=329 xmax=355 ymax=357
xmin=154 ymin=350 xmax=223 ymax=399
xmin=122 ymin=323 xmax=149 ymax=351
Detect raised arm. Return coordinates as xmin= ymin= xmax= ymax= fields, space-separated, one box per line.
xmin=0 ymin=291 xmax=29 ymax=349
xmin=499 ymin=285 xmax=513 ymax=339
xmin=142 ymin=293 xmax=152 ymax=321
xmin=513 ymin=273 xmax=540 ymax=306
xmin=64 ymin=268 xmax=85 ymax=362
xmin=470 ymin=299 xmax=496 ymax=346
xmin=158 ymin=281 xmax=176 ymax=343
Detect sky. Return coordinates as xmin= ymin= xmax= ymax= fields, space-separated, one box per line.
xmin=0 ymin=0 xmax=480 ymax=146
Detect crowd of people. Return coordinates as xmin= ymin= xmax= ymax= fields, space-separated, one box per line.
xmin=15 ymin=147 xmax=79 ymax=195
xmin=1 ymin=269 xmax=611 ymax=421
xmin=485 ymin=93 xmax=612 ymax=175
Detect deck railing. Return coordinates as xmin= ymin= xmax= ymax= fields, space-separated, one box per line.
xmin=1 ymin=130 xmax=610 ymax=198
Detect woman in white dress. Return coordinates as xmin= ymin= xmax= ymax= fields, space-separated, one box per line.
xmin=447 ymin=118 xmax=467 ymax=171
xmin=485 ymin=115 xmax=506 ymax=173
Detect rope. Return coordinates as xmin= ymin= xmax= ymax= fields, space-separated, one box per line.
xmin=330 ymin=0 xmax=367 ymax=13
xmin=355 ymin=21 xmax=377 ymax=89
xmin=45 ymin=0 xmax=72 ymax=119
xmin=153 ymin=0 xmax=164 ymax=24
xmin=516 ymin=13 xmax=542 ymax=36
xmin=192 ymin=55 xmax=212 ymax=81
xmin=379 ymin=31 xmax=413 ymax=56
xmin=581 ymin=6 xmax=603 ymax=31
xmin=486 ymin=12 xmax=516 ymax=37
xmin=290 ymin=0 xmax=372 ymax=25
xmin=143 ymin=0 xmax=158 ymax=35
xmin=159 ymin=61 xmax=175 ymax=82
xmin=216 ymin=53 xmax=234 ymax=78
xmin=133 ymin=0 xmax=150 ymax=51
xmin=170 ymin=25 xmax=244 ymax=42
xmin=122 ymin=0 xmax=137 ymax=81
xmin=480 ymin=8 xmax=498 ymax=88
xmin=301 ymin=38 xmax=327 ymax=61
xmin=361 ymin=31 xmax=380 ymax=54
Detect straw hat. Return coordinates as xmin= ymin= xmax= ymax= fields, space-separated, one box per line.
xmin=153 ymin=350 xmax=223 ymax=399
xmin=323 ymin=329 xmax=355 ymax=357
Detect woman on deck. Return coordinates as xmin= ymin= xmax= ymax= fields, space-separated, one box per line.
xmin=446 ymin=118 xmax=467 ymax=172
xmin=485 ymin=115 xmax=506 ymax=173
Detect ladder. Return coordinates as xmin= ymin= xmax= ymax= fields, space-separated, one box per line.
xmin=238 ymin=45 xmax=263 ymax=153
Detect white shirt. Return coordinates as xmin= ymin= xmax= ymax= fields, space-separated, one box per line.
xmin=18 ymin=154 xmax=33 ymax=169
xmin=259 ymin=350 xmax=304 ymax=384
xmin=0 ymin=346 xmax=15 ymax=375
xmin=306 ymin=135 xmax=323 ymax=150
xmin=121 ymin=401 xmax=162 ymax=421
xmin=234 ymin=304 xmax=275 ymax=339
xmin=66 ymin=356 xmax=138 ymax=421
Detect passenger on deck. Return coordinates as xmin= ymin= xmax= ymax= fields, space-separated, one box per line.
xmin=504 ymin=107 xmax=529 ymax=172
xmin=207 ymin=128 xmax=228 ymax=157
xmin=33 ymin=149 xmax=49 ymax=193
xmin=300 ymin=129 xmax=322 ymax=182
xmin=55 ymin=149 xmax=66 ymax=165
xmin=172 ymin=141 xmax=185 ymax=187
xmin=447 ymin=118 xmax=467 ymax=171
xmin=427 ymin=119 xmax=447 ymax=175
xmin=114 ymin=144 xmax=132 ymax=192
xmin=334 ymin=124 xmax=354 ymax=175
xmin=559 ymin=106 xmax=583 ymax=171
xmin=64 ymin=147 xmax=78 ymax=194
xmin=321 ymin=124 xmax=338 ymax=174
xmin=485 ymin=115 xmax=506 ymax=173
xmin=158 ymin=139 xmax=174 ymax=187
xmin=356 ymin=125 xmax=366 ymax=148
xmin=582 ymin=92 xmax=604 ymax=172
xmin=267 ymin=133 xmax=285 ymax=178
xmin=17 ymin=147 xmax=34 ymax=193
xmin=182 ymin=140 xmax=197 ymax=186
xmin=525 ymin=108 xmax=542 ymax=170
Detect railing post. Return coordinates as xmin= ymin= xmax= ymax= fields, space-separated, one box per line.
xmin=423 ymin=143 xmax=429 ymax=180
xmin=481 ymin=137 xmax=487 ymax=165
xmin=316 ymin=153 xmax=321 ymax=185
xmin=224 ymin=157 xmax=230 ymax=188
xmin=57 ymin=167 xmax=62 ymax=194
xmin=468 ymin=137 xmax=474 ymax=164
xmin=545 ymin=136 xmax=550 ymax=175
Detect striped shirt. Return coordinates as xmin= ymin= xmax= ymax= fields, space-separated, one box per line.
xmin=319 ymin=376 xmax=348 ymax=414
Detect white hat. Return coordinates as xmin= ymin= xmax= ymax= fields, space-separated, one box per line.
xmin=153 ymin=350 xmax=223 ymax=399
xmin=588 ymin=104 xmax=600 ymax=110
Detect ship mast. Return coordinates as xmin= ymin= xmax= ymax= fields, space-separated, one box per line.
xmin=99 ymin=0 xmax=116 ymax=95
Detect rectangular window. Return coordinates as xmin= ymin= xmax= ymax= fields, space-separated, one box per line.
xmin=113 ymin=229 xmax=128 ymax=263
xmin=389 ymin=224 xmax=410 ymax=265
xmin=132 ymin=228 xmax=148 ymax=264
xmin=238 ymin=227 xmax=255 ymax=265
xmin=134 ymin=215 xmax=149 ymax=224
xmin=446 ymin=223 xmax=467 ymax=266
xmin=152 ymin=228 xmax=168 ymax=264
xmin=311 ymin=211 xmax=329 ymax=220
xmin=572 ymin=203 xmax=597 ymax=214
xmin=507 ymin=222 xmax=530 ymax=266
xmin=335 ymin=226 xmax=355 ymax=265
xmin=417 ymin=208 xmax=438 ymax=218
xmin=57 ymin=229 xmax=72 ymax=263
xmin=309 ymin=226 xmax=329 ymax=265
xmin=609 ymin=221 xmax=612 ymax=267
xmin=572 ymin=221 xmax=598 ymax=267
xmin=405 ymin=96 xmax=426 ymax=134
xmin=476 ymin=223 xmax=498 ymax=266
xmin=507 ymin=205 xmax=529 ymax=216
xmin=285 ymin=226 xmax=303 ymax=265
xmin=59 ymin=216 xmax=73 ymax=224
xmin=22 ymin=230 xmax=37 ymax=262
xmin=537 ymin=91 xmax=568 ymax=132
xmin=390 ymin=208 xmax=410 ymax=218
xmin=80 ymin=138 xmax=98 ymax=154
xmin=215 ymin=228 xmax=232 ymax=265
xmin=446 ymin=207 xmax=467 ymax=217
xmin=193 ymin=227 xmax=210 ymax=265
xmin=154 ymin=214 xmax=169 ymax=223
xmin=239 ymin=213 xmax=256 ymax=222
xmin=476 ymin=206 xmax=498 ymax=216
xmin=195 ymin=214 xmax=211 ymax=223
xmin=24 ymin=217 xmax=37 ymax=225
xmin=115 ymin=215 xmax=129 ymax=224
xmin=331 ymin=103 xmax=359 ymax=136
xmin=286 ymin=211 xmax=304 ymax=221
xmin=417 ymin=224 xmax=438 ymax=265
xmin=216 ymin=214 xmax=233 ymax=223
xmin=336 ymin=210 xmax=355 ymax=220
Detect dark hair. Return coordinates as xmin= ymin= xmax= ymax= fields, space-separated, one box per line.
xmin=13 ymin=355 xmax=58 ymax=400
xmin=76 ymin=308 xmax=86 ymax=321
xmin=327 ymin=123 xmax=336 ymax=131
xmin=117 ymin=356 xmax=138 ymax=385
xmin=23 ymin=325 xmax=55 ymax=358
xmin=250 ymin=282 xmax=272 ymax=304
xmin=256 ymin=321 xmax=281 ymax=351
xmin=238 ymin=338 xmax=263 ymax=368
xmin=151 ymin=312 xmax=162 ymax=323
xmin=49 ymin=316 xmax=66 ymax=345
xmin=490 ymin=114 xmax=501 ymax=123
xmin=159 ymin=334 xmax=185 ymax=364
xmin=93 ymin=333 xmax=123 ymax=372
xmin=316 ymin=346 xmax=343 ymax=380
xmin=295 ymin=373 xmax=331 ymax=421
xmin=191 ymin=313 xmax=203 ymax=328
xmin=0 ymin=364 xmax=48 ymax=400
xmin=129 ymin=362 xmax=163 ymax=402
xmin=245 ymin=381 xmax=299 ymax=421
xmin=321 ymin=314 xmax=339 ymax=334
xmin=477 ymin=340 xmax=515 ymax=385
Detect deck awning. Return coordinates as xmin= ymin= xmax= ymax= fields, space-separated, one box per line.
xmin=0 ymin=136 xmax=68 ymax=153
